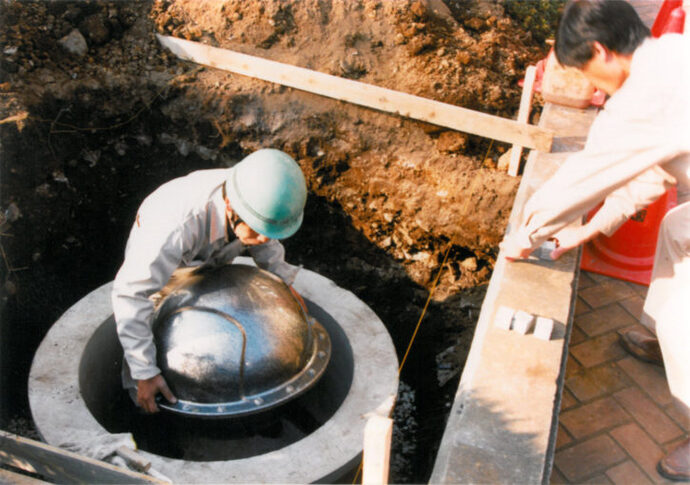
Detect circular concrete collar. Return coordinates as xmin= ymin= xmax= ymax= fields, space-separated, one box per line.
xmin=29 ymin=258 xmax=398 ymax=483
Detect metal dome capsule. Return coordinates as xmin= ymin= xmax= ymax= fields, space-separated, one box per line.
xmin=151 ymin=264 xmax=331 ymax=418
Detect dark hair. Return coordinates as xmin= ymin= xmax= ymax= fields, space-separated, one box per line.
xmin=555 ymin=0 xmax=650 ymax=68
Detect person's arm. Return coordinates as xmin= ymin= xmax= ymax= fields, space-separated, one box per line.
xmin=502 ymin=122 xmax=681 ymax=261
xmin=248 ymin=239 xmax=301 ymax=286
xmin=586 ymin=166 xmax=675 ymax=236
xmin=549 ymin=222 xmax=601 ymax=260
xmin=551 ymin=166 xmax=675 ymax=259
xmin=501 ymin=218 xmax=600 ymax=261
xmin=135 ymin=375 xmax=176 ymax=414
xmin=112 ymin=214 xmax=189 ymax=412
xmin=505 ymin=165 xmax=676 ymax=261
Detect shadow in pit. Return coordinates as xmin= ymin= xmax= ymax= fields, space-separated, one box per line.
xmin=0 ymin=88 xmax=220 ymax=425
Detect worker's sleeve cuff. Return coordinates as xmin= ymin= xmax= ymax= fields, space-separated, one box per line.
xmin=128 ymin=365 xmax=162 ymax=382
xmin=271 ymin=262 xmax=301 ymax=287
xmin=512 ymin=226 xmax=540 ymax=253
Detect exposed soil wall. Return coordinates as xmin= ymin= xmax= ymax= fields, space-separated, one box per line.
xmin=0 ymin=1 xmax=552 ymax=481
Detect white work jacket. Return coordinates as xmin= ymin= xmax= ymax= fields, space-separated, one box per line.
xmin=513 ymin=33 xmax=690 ymax=250
xmin=112 ymin=168 xmax=300 ymax=382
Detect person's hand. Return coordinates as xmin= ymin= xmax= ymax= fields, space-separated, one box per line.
xmin=136 ymin=374 xmax=177 ymax=413
xmin=550 ymin=226 xmax=587 ymax=260
xmin=500 ymin=235 xmax=534 ymax=261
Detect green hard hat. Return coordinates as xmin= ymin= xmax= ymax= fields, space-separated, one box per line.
xmin=226 ymin=149 xmax=307 ymax=240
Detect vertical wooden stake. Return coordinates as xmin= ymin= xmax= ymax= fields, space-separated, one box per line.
xmin=362 ymin=415 xmax=394 ymax=485
xmin=508 ymin=65 xmax=537 ymax=176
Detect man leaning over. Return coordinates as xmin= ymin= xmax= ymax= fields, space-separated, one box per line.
xmin=501 ymin=1 xmax=689 ymax=480
xmin=112 ymin=149 xmax=307 ymax=414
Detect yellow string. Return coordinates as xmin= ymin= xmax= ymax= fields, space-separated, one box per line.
xmin=398 ymin=240 xmax=453 ymax=374
xmin=353 ymin=461 xmax=364 ymax=484
xmin=354 ymin=137 xmax=488 ymax=484
xmin=352 ymin=240 xmax=454 ymax=484
xmin=482 ymin=139 xmax=494 ymax=166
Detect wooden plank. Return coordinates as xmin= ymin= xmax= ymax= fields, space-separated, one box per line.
xmin=0 ymin=430 xmax=164 ymax=485
xmin=362 ymin=415 xmax=393 ymax=485
xmin=508 ymin=65 xmax=537 ymax=176
xmin=0 ymin=467 xmax=49 ymax=484
xmin=115 ymin=445 xmax=151 ymax=473
xmin=157 ymin=35 xmax=554 ymax=152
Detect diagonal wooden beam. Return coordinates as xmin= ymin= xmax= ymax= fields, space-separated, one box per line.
xmin=157 ymin=35 xmax=553 ymax=152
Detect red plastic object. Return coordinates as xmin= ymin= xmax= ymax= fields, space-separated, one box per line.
xmin=651 ymin=0 xmax=683 ymax=37
xmin=660 ymin=7 xmax=686 ymax=35
xmin=581 ymin=189 xmax=678 ymax=286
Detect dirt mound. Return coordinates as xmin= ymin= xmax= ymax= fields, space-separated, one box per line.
xmin=1 ymin=0 xmax=547 ymax=291
xmin=144 ymin=0 xmax=546 ymax=285
xmin=154 ymin=0 xmax=539 ymax=112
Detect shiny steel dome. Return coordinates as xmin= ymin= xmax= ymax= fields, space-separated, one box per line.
xmin=151 ymin=264 xmax=331 ymax=418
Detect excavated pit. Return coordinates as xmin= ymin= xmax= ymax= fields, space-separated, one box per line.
xmin=0 ymin=1 xmax=556 ymax=481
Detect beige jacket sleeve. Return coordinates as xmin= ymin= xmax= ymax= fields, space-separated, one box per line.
xmin=112 ymin=217 xmax=190 ymax=381
xmin=248 ymin=239 xmax=301 ymax=286
xmin=586 ymin=166 xmax=676 ymax=237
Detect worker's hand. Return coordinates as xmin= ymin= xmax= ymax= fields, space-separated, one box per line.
xmin=289 ymin=285 xmax=307 ymax=313
xmin=136 ymin=374 xmax=177 ymax=413
xmin=500 ymin=235 xmax=534 ymax=261
xmin=550 ymin=226 xmax=587 ymax=260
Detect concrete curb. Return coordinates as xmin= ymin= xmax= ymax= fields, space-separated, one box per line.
xmin=431 ymin=104 xmax=598 ymax=484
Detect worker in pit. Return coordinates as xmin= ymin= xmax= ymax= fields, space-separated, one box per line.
xmin=501 ymin=0 xmax=689 ymax=480
xmin=112 ymin=148 xmax=307 ymax=414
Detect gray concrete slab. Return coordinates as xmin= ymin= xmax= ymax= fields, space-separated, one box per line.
xmin=430 ymin=104 xmax=598 ymax=484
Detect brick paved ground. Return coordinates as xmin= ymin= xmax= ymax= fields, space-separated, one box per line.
xmin=551 ymin=271 xmax=690 ymax=484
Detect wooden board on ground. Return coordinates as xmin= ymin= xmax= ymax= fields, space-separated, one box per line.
xmin=0 ymin=430 xmax=163 ymax=485
xmin=157 ymin=35 xmax=554 ymax=153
